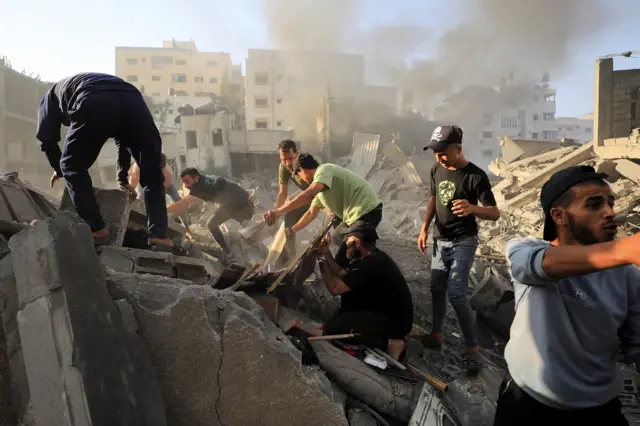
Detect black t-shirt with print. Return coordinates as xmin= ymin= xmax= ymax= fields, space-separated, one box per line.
xmin=429 ymin=161 xmax=496 ymax=240
xmin=340 ymin=249 xmax=414 ymax=337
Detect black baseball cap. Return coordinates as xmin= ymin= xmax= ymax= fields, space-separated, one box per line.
xmin=540 ymin=165 xmax=608 ymax=241
xmin=291 ymin=153 xmax=319 ymax=174
xmin=343 ymin=222 xmax=379 ymax=242
xmin=424 ymin=125 xmax=463 ymax=152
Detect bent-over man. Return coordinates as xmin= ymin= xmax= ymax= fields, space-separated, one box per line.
xmin=264 ymin=153 xmax=382 ymax=267
xmin=36 ymin=72 xmax=174 ymax=250
xmin=316 ymin=225 xmax=414 ymax=360
xmin=275 ymin=139 xmax=310 ymax=261
xmin=168 ymin=168 xmax=253 ymax=254
xmin=494 ymin=165 xmax=640 ymax=425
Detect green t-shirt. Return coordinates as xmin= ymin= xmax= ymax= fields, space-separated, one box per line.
xmin=278 ymin=163 xmax=310 ymax=191
xmin=310 ymin=163 xmax=381 ymax=226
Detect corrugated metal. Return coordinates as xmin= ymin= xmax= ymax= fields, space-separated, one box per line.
xmin=367 ymin=169 xmax=392 ymax=194
xmin=381 ymin=141 xmax=425 ymax=187
xmin=347 ymin=132 xmax=380 ymax=178
xmin=399 ymin=161 xmax=424 ymax=186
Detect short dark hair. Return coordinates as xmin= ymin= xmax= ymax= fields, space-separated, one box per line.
xmin=551 ymin=178 xmax=609 ymax=209
xmin=293 ymin=153 xmax=319 ymax=172
xmin=160 ymin=153 xmax=167 ymax=169
xmin=278 ymin=139 xmax=298 ymax=153
xmin=180 ymin=167 xmax=201 ymax=179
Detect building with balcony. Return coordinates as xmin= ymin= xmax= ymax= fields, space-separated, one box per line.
xmin=556 ymin=113 xmax=594 ymax=144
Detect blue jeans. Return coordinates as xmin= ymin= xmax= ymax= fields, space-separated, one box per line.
xmin=430 ymin=235 xmax=479 ymax=348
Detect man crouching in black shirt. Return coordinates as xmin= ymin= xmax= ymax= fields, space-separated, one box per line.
xmin=418 ymin=125 xmax=500 ymax=372
xmin=316 ymin=224 xmax=414 ymax=360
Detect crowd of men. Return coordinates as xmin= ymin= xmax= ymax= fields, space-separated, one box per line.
xmin=36 ymin=71 xmax=640 ymax=424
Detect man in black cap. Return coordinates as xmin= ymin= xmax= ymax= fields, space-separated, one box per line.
xmin=315 ymin=224 xmax=414 ymax=360
xmin=494 ymin=165 xmax=640 ymax=425
xmin=418 ymin=125 xmax=500 ymax=370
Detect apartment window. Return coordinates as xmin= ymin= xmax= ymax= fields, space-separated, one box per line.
xmin=543 ymin=112 xmax=555 ymax=121
xmin=195 ymin=92 xmax=214 ymax=98
xmin=501 ymin=116 xmax=518 ymax=128
xmin=212 ymin=130 xmax=223 ymax=146
xmin=207 ymin=60 xmax=218 ymax=66
xmin=585 ymin=127 xmax=593 ymax=133
xmin=152 ymin=75 xmax=161 ymax=82
xmin=151 ymin=55 xmax=173 ymax=68
xmin=276 ymin=98 xmax=283 ymax=104
xmin=255 ymin=97 xmax=269 ymax=108
xmin=542 ymin=72 xmax=550 ymax=83
xmin=175 ymin=90 xmax=188 ymax=96
xmin=533 ymin=113 xmax=539 ymax=121
xmin=126 ymin=58 xmax=138 ymax=65
xmin=532 ymin=132 xmax=539 ymax=139
xmin=542 ymin=84 xmax=549 ymax=89
xmin=176 ymin=59 xmax=187 ymax=65
xmin=481 ymin=149 xmax=494 ymax=157
xmin=255 ymin=72 xmax=269 ymax=85
xmin=172 ymin=74 xmax=187 ymax=83
xmin=195 ymin=76 xmax=204 ymax=83
xmin=255 ymin=119 xmax=268 ymax=129
xmin=533 ymin=95 xmax=539 ymax=102
xmin=103 ymin=166 xmax=117 ymax=182
xmin=276 ymin=121 xmax=283 ymax=127
xmin=543 ymin=131 xmax=558 ymax=140
xmin=151 ymin=92 xmax=161 ymax=96
xmin=168 ymin=109 xmax=174 ymax=114
xmin=209 ymin=77 xmax=218 ymax=84
xmin=544 ymin=94 xmax=556 ymax=102
xmin=179 ymin=155 xmax=187 ymax=168
xmin=126 ymin=75 xmax=138 ymax=83
xmin=185 ymin=131 xmax=198 ymax=149
xmin=482 ymin=131 xmax=493 ymax=139
xmin=483 ymin=113 xmax=493 ymax=126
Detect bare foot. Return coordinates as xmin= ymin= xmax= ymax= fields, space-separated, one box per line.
xmin=386 ymin=339 xmax=406 ymax=361
xmin=92 ymin=228 xmax=109 ymax=239
xmin=149 ymin=237 xmax=174 ymax=248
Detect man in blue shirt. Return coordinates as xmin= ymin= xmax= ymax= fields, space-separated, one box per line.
xmin=36 ymin=72 xmax=174 ymax=250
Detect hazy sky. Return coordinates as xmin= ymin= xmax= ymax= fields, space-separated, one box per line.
xmin=1 ymin=0 xmax=638 ymax=117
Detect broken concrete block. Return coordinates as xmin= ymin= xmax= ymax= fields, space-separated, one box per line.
xmin=469 ymin=274 xmax=514 ymax=314
xmin=99 ymin=246 xmax=135 ymax=273
xmin=615 ymin=159 xmax=640 ymax=184
xmin=9 ymin=213 xmax=166 ymax=426
xmin=60 ymin=187 xmax=132 ymax=247
xmin=312 ymin=340 xmax=420 ymax=422
xmin=348 ymin=408 xmax=378 ymax=426
xmin=115 ymin=299 xmax=138 ymax=334
xmin=174 ymin=256 xmax=220 ymax=284
xmin=128 ymin=199 xmax=185 ymax=243
xmin=251 ymin=294 xmax=280 ymax=322
xmin=105 ymin=271 xmax=348 ymax=426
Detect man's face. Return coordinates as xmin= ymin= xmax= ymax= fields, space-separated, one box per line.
xmin=552 ymin=183 xmax=617 ymax=244
xmin=345 ymin=236 xmax=361 ymax=260
xmin=434 ymin=144 xmax=462 ymax=168
xmin=297 ymin=168 xmax=314 ymax=183
xmin=181 ymin=175 xmax=199 ymax=190
xmin=280 ymin=149 xmax=297 ymax=170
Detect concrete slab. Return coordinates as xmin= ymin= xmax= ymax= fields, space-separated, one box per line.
xmin=519 ymin=142 xmax=595 ymax=189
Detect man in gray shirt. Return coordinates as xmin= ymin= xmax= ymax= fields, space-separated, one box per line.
xmin=494 ymin=165 xmax=640 ymax=425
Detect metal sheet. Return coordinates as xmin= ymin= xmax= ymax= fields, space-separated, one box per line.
xmin=367 ymin=169 xmax=393 ymax=194
xmin=347 ymin=132 xmax=380 ymax=178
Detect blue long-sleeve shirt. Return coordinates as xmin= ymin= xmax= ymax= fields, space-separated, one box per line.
xmin=504 ymin=237 xmax=640 ymax=409
xmin=36 ymin=73 xmax=139 ymax=183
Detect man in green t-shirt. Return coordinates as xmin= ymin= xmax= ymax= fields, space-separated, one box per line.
xmin=264 ymin=153 xmax=383 ymax=266
xmin=276 ymin=139 xmax=311 ymax=260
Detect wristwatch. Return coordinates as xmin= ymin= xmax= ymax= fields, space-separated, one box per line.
xmin=285 ymin=227 xmax=294 ymax=237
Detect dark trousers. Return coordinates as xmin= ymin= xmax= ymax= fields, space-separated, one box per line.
xmin=324 ymin=310 xmax=392 ymax=350
xmin=206 ymin=203 xmax=255 ymax=253
xmin=283 ymin=204 xmax=309 ymax=260
xmin=60 ymin=91 xmax=168 ymax=239
xmin=333 ymin=203 xmax=383 ymax=268
xmin=493 ymin=374 xmax=629 ymax=425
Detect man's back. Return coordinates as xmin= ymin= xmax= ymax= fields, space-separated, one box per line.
xmin=505 ymin=237 xmax=640 ymax=409
xmin=341 ymin=249 xmax=413 ymax=329
xmin=311 ymin=163 xmax=380 ymax=226
xmin=189 ymin=175 xmax=250 ymax=208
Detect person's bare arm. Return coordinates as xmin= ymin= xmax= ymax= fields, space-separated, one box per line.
xmin=129 ymin=164 xmax=140 ymax=189
xmin=318 ymin=260 xmax=351 ymax=296
xmin=163 ymin=166 xmax=173 ymax=192
xmin=422 ymin=196 xmax=436 ymax=231
xmin=276 ymin=182 xmax=324 ymax=215
xmin=470 ymin=204 xmax=501 ymax=221
xmin=291 ymin=206 xmax=321 ymax=233
xmin=276 ymin=184 xmax=288 ymax=209
xmin=167 ymin=194 xmax=197 ymax=214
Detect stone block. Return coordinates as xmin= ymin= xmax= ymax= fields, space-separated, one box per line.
xmin=615 ymin=159 xmax=640 ymax=184
xmin=128 ymin=199 xmax=185 ymax=243
xmin=469 ymin=273 xmax=513 ymax=314
xmin=250 ymin=294 xmax=280 ymax=322
xmin=174 ymin=256 xmax=219 ymax=284
xmin=9 ymin=213 xmax=166 ymax=426
xmin=60 ymin=188 xmax=131 ymax=247
xmin=105 ymin=271 xmax=348 ymax=426
xmin=99 ymin=246 xmax=135 ymax=273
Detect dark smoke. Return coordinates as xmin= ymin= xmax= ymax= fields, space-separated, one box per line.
xmin=260 ymin=0 xmax=612 ymax=110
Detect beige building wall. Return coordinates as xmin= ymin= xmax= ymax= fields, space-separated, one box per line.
xmin=115 ymin=40 xmax=233 ymax=98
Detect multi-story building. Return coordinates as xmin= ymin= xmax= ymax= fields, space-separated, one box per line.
xmin=556 ymin=113 xmax=594 ymax=144
xmin=115 ymin=40 xmax=236 ymax=99
xmin=434 ymin=74 xmax=559 ymax=171
xmin=244 ymin=49 xmax=366 ymax=138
